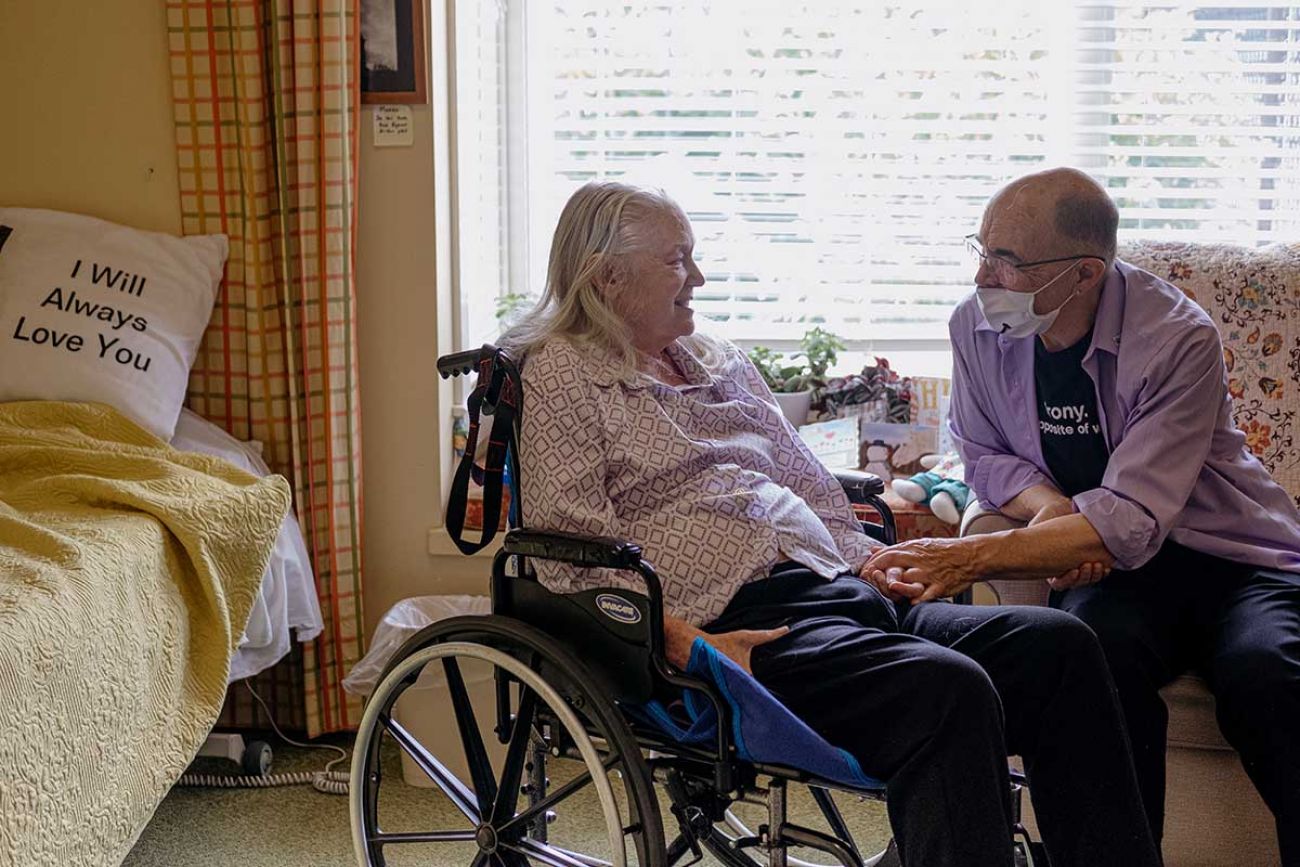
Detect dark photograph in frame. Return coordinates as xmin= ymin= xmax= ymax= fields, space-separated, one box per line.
xmin=360 ymin=0 xmax=427 ymax=104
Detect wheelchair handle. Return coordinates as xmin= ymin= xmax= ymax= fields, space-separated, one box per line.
xmin=437 ymin=347 xmax=490 ymax=379
xmin=832 ymin=469 xmax=885 ymax=503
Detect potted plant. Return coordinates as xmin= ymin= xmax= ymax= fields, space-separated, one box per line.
xmin=747 ymin=327 xmax=846 ymax=427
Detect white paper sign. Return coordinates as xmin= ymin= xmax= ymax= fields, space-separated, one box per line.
xmin=373 ymin=106 xmax=413 ymax=147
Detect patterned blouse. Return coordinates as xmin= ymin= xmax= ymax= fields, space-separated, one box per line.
xmin=518 ymin=336 xmax=880 ymax=626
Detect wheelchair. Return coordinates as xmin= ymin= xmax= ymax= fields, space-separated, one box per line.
xmin=350 ymin=345 xmax=1038 ymax=867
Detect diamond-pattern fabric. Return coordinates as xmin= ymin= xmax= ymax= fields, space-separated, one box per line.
xmin=520 ymin=338 xmax=880 ymax=626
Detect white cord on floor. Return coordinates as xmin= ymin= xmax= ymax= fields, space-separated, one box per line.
xmin=177 ymin=681 xmax=350 ymax=796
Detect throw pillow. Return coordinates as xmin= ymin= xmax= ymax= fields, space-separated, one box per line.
xmin=0 ymin=207 xmax=227 ymax=440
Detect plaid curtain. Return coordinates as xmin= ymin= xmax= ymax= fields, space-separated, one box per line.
xmin=167 ymin=0 xmax=364 ymax=735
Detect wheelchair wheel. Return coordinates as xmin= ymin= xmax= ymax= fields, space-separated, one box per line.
xmin=350 ymin=616 xmax=665 ymax=867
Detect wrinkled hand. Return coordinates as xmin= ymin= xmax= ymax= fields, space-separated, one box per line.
xmin=705 ymin=627 xmax=790 ymax=675
xmin=1048 ymin=561 xmax=1111 ymax=591
xmin=861 ymin=537 xmax=979 ymax=605
xmin=1028 ymin=498 xmax=1074 ymax=527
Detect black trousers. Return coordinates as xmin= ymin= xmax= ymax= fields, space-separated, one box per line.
xmin=1051 ymin=542 xmax=1300 ymax=865
xmin=704 ymin=567 xmax=1159 ymax=867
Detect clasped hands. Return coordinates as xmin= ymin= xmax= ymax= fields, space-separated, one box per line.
xmin=861 ymin=499 xmax=1111 ymax=604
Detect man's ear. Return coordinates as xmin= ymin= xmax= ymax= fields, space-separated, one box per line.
xmin=1078 ymin=256 xmax=1107 ymax=287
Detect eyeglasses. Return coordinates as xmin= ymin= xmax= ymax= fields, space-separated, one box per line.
xmin=964 ymin=234 xmax=1099 ymax=279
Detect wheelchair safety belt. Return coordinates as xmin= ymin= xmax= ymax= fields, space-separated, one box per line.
xmin=445 ymin=352 xmax=519 ymax=555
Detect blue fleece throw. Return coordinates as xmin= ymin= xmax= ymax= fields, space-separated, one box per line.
xmin=634 ymin=638 xmax=884 ymax=791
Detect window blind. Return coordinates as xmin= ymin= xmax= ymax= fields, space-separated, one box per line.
xmin=451 ymin=1 xmax=1300 ymax=349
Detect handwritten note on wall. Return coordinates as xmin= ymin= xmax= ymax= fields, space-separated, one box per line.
xmin=373 ymin=106 xmax=414 ymax=147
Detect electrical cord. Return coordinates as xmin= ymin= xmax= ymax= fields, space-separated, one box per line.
xmin=177 ymin=681 xmax=350 ymax=796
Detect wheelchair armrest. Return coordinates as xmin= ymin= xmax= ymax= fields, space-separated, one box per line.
xmin=834 ymin=469 xmax=885 ymax=504
xmin=503 ymin=529 xmax=644 ymax=569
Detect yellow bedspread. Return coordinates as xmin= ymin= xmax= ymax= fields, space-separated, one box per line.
xmin=0 ymin=402 xmax=291 ymax=867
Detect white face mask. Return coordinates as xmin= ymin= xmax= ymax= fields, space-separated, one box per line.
xmin=975 ymin=263 xmax=1079 ymax=338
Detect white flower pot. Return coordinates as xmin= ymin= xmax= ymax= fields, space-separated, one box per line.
xmin=773 ymin=389 xmax=814 ymax=428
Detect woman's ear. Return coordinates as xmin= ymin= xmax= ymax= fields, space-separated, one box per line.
xmin=593 ymin=256 xmax=621 ymax=296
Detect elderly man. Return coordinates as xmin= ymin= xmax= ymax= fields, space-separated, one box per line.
xmin=866 ymin=167 xmax=1300 ymax=862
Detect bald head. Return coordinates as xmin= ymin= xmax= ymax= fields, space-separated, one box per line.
xmin=984 ymin=168 xmax=1119 ymax=266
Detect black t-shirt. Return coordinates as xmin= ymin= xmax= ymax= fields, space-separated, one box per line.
xmin=1034 ymin=331 xmax=1109 ymax=497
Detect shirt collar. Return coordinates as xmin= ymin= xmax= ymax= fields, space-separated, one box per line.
xmin=1083 ymin=262 xmax=1127 ymax=361
xmin=588 ymin=339 xmax=714 ymax=389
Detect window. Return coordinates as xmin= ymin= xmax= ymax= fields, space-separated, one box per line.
xmin=452 ymin=1 xmax=1300 ymax=369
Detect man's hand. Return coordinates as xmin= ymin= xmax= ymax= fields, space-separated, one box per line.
xmin=861 ymin=537 xmax=982 ymax=605
xmin=1028 ymin=497 xmax=1074 ymax=527
xmin=1001 ymin=483 xmax=1072 ymax=524
xmin=1047 ymin=561 xmax=1110 ymax=590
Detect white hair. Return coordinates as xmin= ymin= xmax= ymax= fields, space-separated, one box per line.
xmin=499 ymin=179 xmax=725 ymax=376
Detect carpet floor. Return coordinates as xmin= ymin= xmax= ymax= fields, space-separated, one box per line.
xmin=124 ymin=734 xmax=894 ymax=866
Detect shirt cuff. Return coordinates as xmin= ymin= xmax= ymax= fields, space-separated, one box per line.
xmin=1072 ymin=488 xmax=1160 ymax=570
xmin=971 ymin=455 xmax=1054 ymax=511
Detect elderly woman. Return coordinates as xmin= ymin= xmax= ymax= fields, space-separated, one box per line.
xmin=502 ymin=181 xmax=1159 ymax=867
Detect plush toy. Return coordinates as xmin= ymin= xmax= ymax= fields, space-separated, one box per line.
xmin=890 ymin=453 xmax=972 ymax=525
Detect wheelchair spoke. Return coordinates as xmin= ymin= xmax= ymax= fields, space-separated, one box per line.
xmin=444 ymin=655 xmax=499 ymax=813
xmin=371 ymin=830 xmax=478 ymax=845
xmin=508 ymin=837 xmax=607 ymax=867
xmin=498 ymin=752 xmax=619 ymax=837
xmin=381 ymin=712 xmax=480 ymax=823
xmin=494 ymin=851 xmax=531 ymax=867
xmin=491 ymin=686 xmax=540 ymax=824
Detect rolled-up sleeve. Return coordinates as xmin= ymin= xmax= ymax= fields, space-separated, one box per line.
xmin=949 ymin=320 xmax=1054 ymax=509
xmin=1073 ymin=327 xmax=1223 ymax=569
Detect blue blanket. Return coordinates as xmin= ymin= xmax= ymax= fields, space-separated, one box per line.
xmin=635 ymin=638 xmax=884 ymax=791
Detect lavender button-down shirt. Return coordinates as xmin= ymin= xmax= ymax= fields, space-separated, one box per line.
xmin=519 ymin=337 xmax=880 ymax=626
xmin=949 ymin=260 xmax=1300 ymax=573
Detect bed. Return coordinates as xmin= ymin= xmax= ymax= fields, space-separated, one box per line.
xmin=0 ymin=401 xmax=321 ymax=867
xmin=0 ymin=206 xmax=326 ymax=866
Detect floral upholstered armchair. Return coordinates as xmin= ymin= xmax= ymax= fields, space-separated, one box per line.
xmin=963 ymin=240 xmax=1299 ymax=867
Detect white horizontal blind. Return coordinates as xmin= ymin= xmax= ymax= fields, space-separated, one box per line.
xmin=522 ymin=0 xmax=1070 ymax=345
xmin=451 ymin=1 xmax=1300 ymax=350
xmin=453 ymin=0 xmax=511 ymax=352
xmin=1076 ymin=3 xmax=1300 ymax=244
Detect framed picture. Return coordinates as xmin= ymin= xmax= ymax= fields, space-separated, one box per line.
xmin=360 ymin=0 xmax=427 ymax=104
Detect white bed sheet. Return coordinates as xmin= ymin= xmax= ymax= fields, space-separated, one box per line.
xmin=171 ymin=409 xmax=323 ymax=681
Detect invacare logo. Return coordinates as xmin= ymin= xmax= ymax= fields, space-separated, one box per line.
xmin=596 ymin=593 xmax=641 ymax=625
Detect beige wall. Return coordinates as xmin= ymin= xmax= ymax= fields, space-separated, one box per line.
xmin=0 ymin=1 xmax=182 ymax=233
xmin=0 ymin=0 xmax=484 ymax=644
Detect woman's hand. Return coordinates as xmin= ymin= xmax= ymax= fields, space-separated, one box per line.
xmin=861 ymin=537 xmax=983 ymax=604
xmin=664 ymin=615 xmax=788 ymax=674
xmin=707 ymin=627 xmax=790 ymax=674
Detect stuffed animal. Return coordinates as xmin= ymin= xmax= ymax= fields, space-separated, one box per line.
xmin=890 ymin=453 xmax=972 ymax=525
